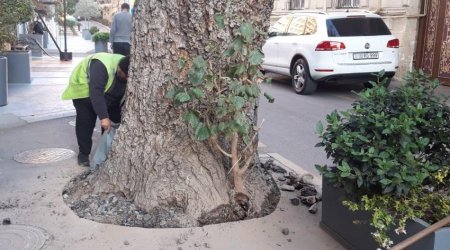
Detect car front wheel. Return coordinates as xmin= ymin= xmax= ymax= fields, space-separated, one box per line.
xmin=291 ymin=58 xmax=317 ymax=95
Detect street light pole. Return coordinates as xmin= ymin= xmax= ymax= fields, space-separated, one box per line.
xmin=60 ymin=0 xmax=72 ymax=61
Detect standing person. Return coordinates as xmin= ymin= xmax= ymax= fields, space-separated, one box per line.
xmin=62 ymin=53 xmax=130 ymax=167
xmin=109 ymin=3 xmax=132 ymax=56
xmin=32 ymin=19 xmax=44 ymax=35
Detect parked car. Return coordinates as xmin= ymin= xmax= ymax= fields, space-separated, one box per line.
xmin=262 ymin=11 xmax=399 ymax=94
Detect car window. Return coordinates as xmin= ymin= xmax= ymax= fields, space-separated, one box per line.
xmin=326 ymin=17 xmax=391 ymax=37
xmin=269 ymin=16 xmax=292 ymax=36
xmin=287 ymin=16 xmax=307 ymax=35
xmin=286 ymin=17 xmax=317 ymax=36
xmin=304 ymin=18 xmax=317 ymax=35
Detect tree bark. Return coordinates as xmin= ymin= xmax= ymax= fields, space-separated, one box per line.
xmin=76 ymin=0 xmax=273 ymax=227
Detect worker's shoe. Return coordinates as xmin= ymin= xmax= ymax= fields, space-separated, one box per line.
xmin=77 ymin=153 xmax=90 ymax=167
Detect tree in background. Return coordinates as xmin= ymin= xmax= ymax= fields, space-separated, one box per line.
xmin=72 ymin=0 xmax=101 ymax=27
xmin=55 ymin=0 xmax=78 ymax=20
xmin=67 ymin=0 xmax=276 ymax=227
xmin=0 ymin=0 xmax=34 ymax=50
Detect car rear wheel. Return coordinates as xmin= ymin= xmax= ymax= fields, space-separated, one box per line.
xmin=291 ymin=59 xmax=317 ymax=95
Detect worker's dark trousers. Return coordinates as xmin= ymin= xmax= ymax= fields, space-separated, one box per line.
xmin=73 ymin=98 xmax=97 ymax=156
xmin=73 ymin=98 xmax=122 ymax=156
xmin=112 ymin=42 xmax=131 ymax=56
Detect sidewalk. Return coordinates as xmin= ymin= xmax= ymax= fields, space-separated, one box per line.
xmin=0 ymin=20 xmax=108 ymax=128
xmin=0 ymin=31 xmax=343 ymax=249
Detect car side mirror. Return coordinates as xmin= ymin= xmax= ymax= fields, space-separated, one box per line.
xmin=268 ymin=32 xmax=278 ymax=38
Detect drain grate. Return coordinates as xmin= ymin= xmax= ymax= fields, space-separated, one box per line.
xmin=14 ymin=148 xmax=75 ymax=164
xmin=0 ymin=225 xmax=49 ymax=250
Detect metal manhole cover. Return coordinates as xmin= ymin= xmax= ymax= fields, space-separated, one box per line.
xmin=14 ymin=148 xmax=75 ymax=164
xmin=0 ymin=225 xmax=49 ymax=250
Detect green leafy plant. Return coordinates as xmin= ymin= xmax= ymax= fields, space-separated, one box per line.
xmin=316 ymin=70 xmax=450 ymax=248
xmin=66 ymin=18 xmax=78 ymax=28
xmin=92 ymin=31 xmax=109 ymax=42
xmin=0 ymin=0 xmax=34 ymax=51
xmin=165 ymin=15 xmax=273 ymax=199
xmin=89 ymin=26 xmax=99 ymax=35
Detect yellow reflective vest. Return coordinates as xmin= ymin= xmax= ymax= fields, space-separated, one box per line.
xmin=62 ymin=53 xmax=124 ymax=100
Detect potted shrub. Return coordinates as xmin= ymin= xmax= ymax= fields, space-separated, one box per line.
xmin=91 ymin=32 xmax=109 ymax=53
xmin=89 ymin=26 xmax=99 ymax=35
xmin=0 ymin=0 xmax=34 ymax=85
xmin=315 ymin=70 xmax=450 ymax=249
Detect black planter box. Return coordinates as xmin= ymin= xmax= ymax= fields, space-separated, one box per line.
xmin=320 ymin=177 xmax=450 ymax=250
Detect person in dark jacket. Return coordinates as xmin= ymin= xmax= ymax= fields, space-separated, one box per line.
xmin=32 ymin=20 xmax=44 ymax=35
xmin=62 ymin=53 xmax=130 ymax=166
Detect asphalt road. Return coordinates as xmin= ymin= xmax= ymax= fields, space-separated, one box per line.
xmin=258 ymin=73 xmax=366 ymax=175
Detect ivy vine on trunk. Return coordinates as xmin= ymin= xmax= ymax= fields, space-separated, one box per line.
xmin=165 ymin=19 xmax=274 ymax=200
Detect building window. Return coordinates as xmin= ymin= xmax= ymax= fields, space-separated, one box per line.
xmin=335 ymin=0 xmax=360 ymax=8
xmin=290 ymin=0 xmax=305 ymax=10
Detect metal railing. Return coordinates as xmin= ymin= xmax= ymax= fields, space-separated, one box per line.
xmin=391 ymin=215 xmax=450 ymax=250
xmin=333 ymin=0 xmax=360 ymax=8
xmin=290 ymin=0 xmax=305 ymax=10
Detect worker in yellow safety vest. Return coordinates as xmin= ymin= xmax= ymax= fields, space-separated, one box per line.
xmin=62 ymin=53 xmax=130 ymax=167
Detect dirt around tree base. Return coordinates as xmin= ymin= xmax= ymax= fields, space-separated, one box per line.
xmin=63 ymin=160 xmax=281 ymax=228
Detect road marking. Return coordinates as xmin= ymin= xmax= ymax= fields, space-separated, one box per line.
xmin=264 ymin=152 xmax=322 ymax=186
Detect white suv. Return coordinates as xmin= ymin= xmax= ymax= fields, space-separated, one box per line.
xmin=262 ymin=11 xmax=399 ymax=94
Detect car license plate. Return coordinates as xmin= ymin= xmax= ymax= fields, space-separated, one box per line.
xmin=353 ymin=52 xmax=379 ymax=60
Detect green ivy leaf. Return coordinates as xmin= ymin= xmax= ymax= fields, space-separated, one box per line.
xmin=236 ymin=65 xmax=246 ymax=76
xmin=248 ymin=49 xmax=264 ymax=65
xmin=174 ymin=92 xmax=191 ymax=103
xmin=213 ymin=14 xmax=225 ymax=29
xmin=231 ymin=96 xmax=245 ymax=110
xmin=218 ymin=122 xmax=226 ymax=132
xmin=195 ymin=123 xmax=210 ymax=140
xmin=192 ymin=56 xmax=206 ymax=69
xmin=183 ymin=111 xmax=200 ymax=128
xmin=224 ymin=47 xmax=235 ymax=57
xmin=188 ymin=68 xmax=205 ymax=85
xmin=231 ymin=38 xmax=244 ymax=55
xmin=190 ymin=88 xmax=205 ymax=99
xmin=239 ymin=22 xmax=254 ymax=42
xmin=243 ymin=135 xmax=251 ymax=145
xmin=245 ymin=85 xmax=259 ymax=97
xmin=236 ymin=123 xmax=249 ymax=134
xmin=164 ymin=87 xmax=177 ymax=99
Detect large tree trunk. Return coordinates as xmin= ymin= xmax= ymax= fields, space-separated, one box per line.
xmin=69 ymin=0 xmax=274 ymax=227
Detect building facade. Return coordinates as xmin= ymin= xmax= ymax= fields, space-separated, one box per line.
xmin=271 ymin=0 xmax=429 ymax=83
